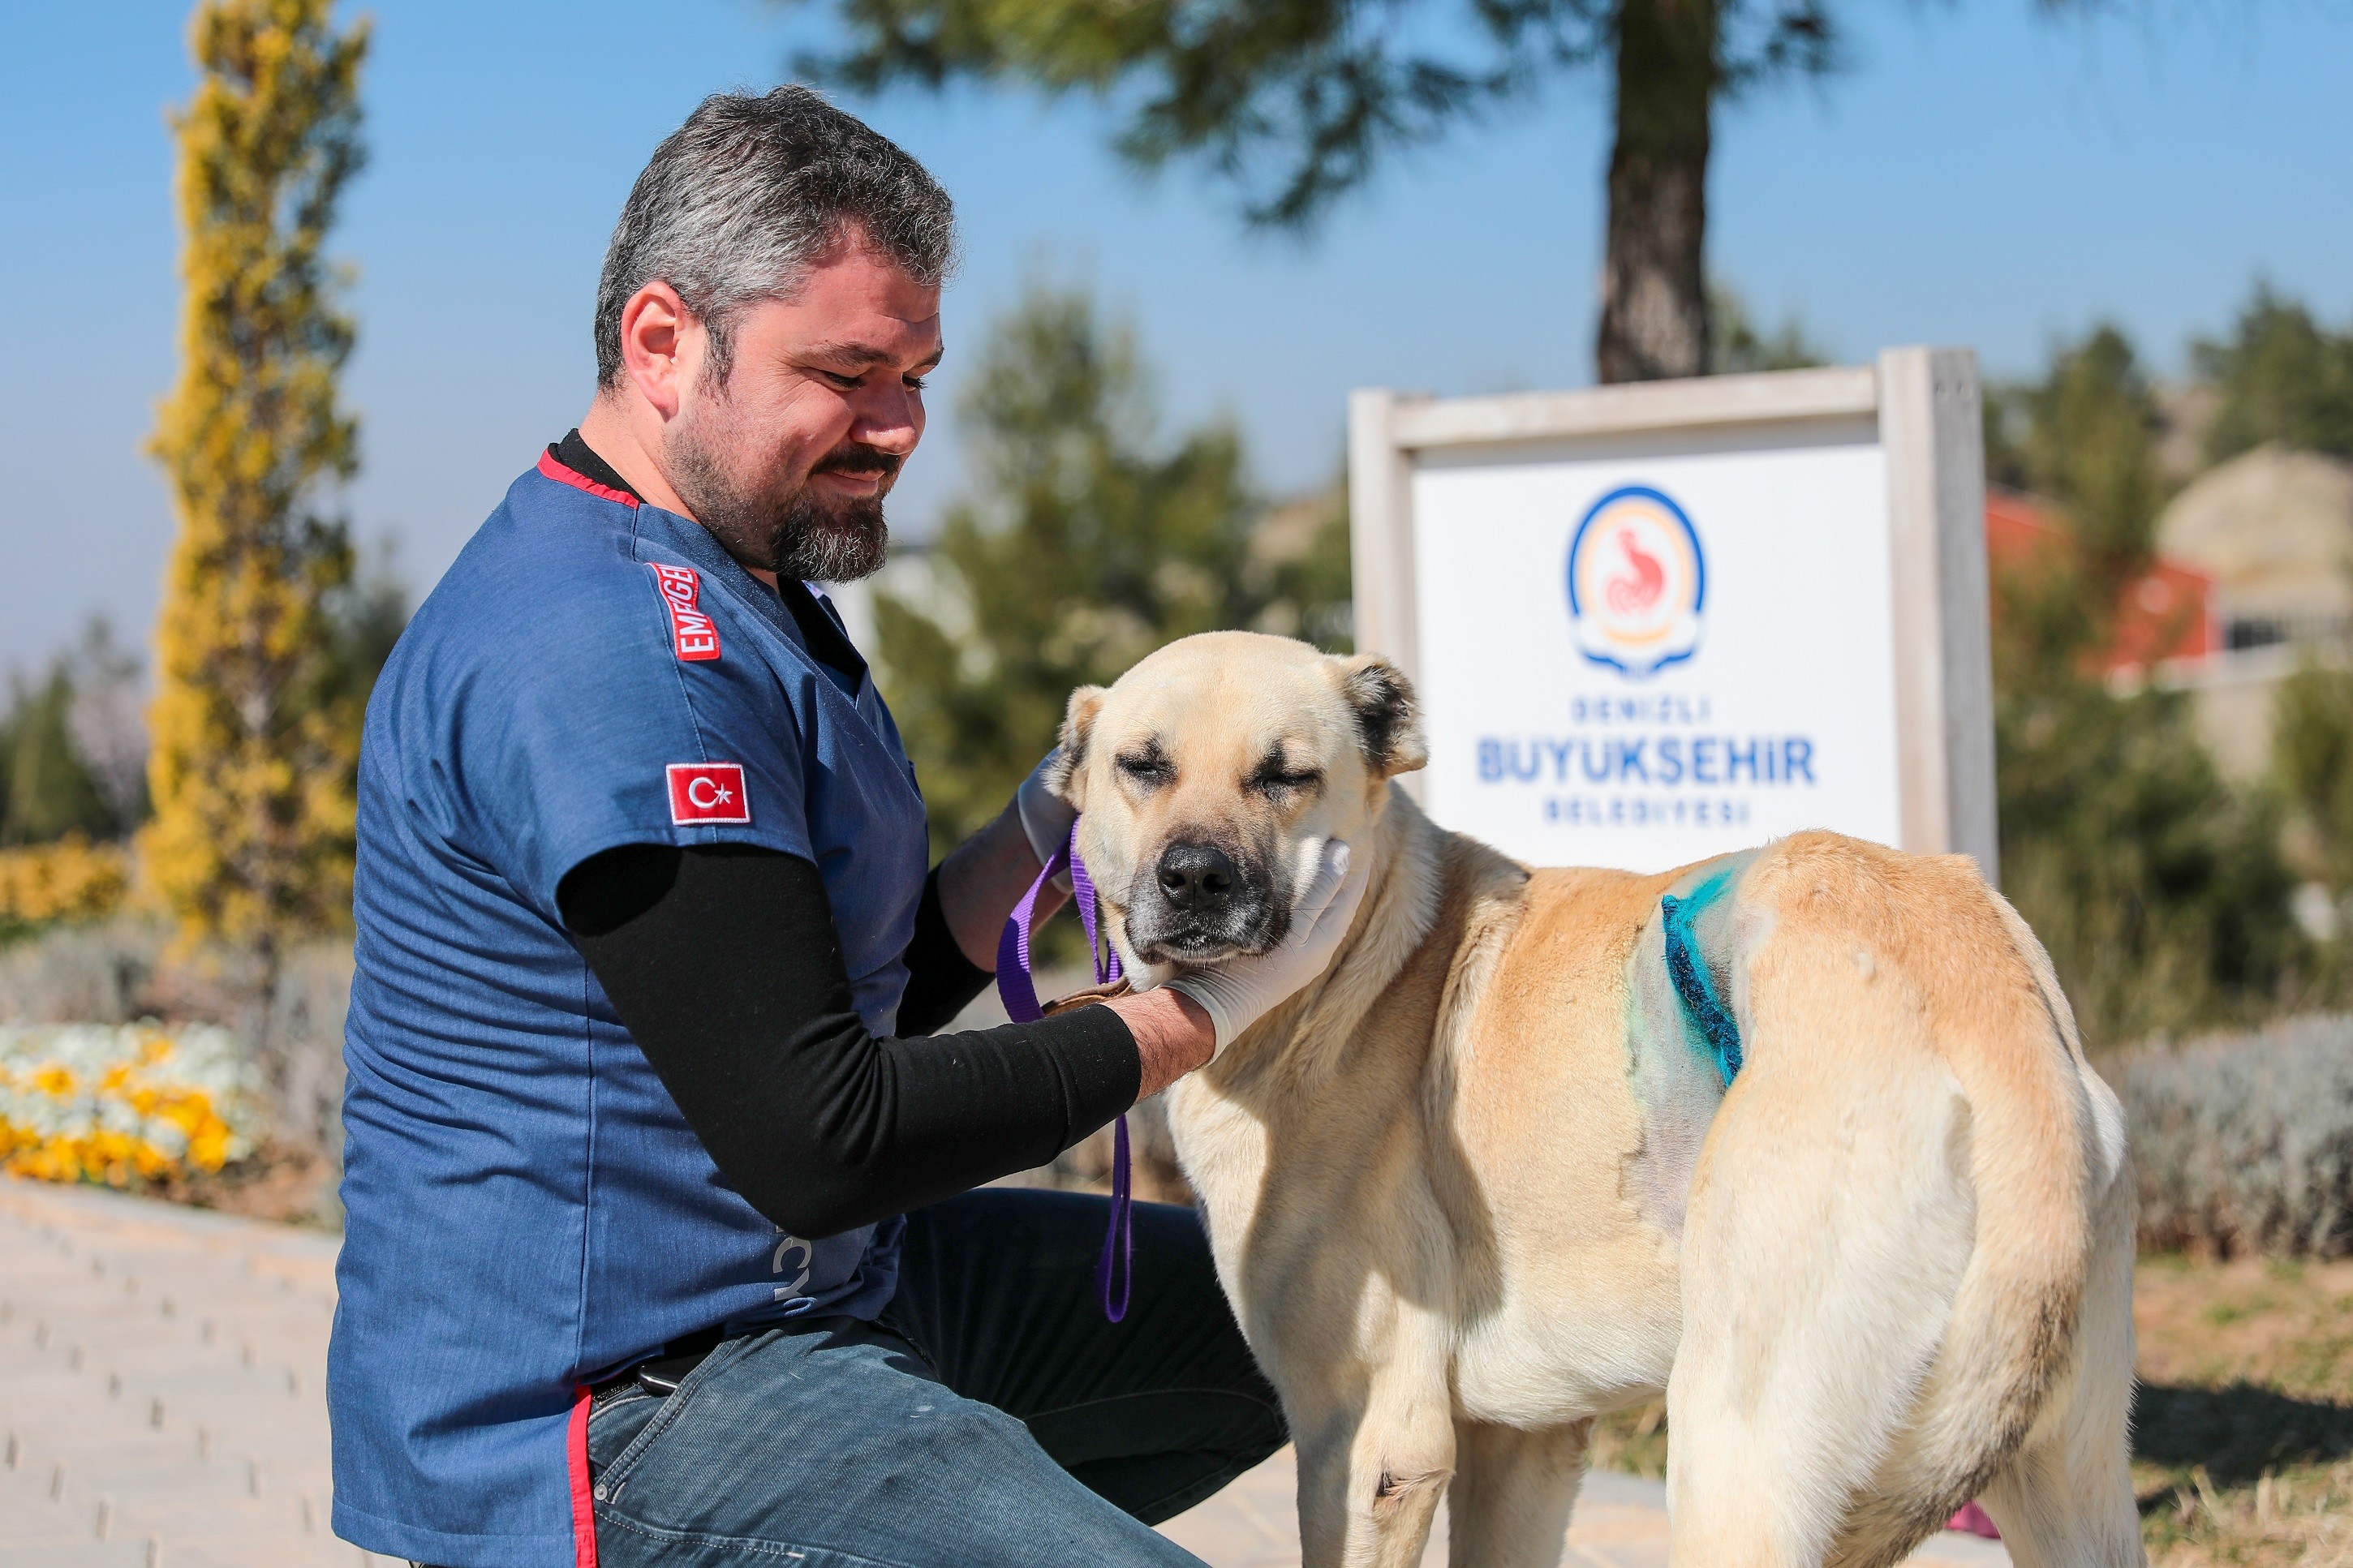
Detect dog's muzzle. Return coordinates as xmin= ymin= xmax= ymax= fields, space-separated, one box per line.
xmin=1125 ymin=837 xmax=1276 ymax=963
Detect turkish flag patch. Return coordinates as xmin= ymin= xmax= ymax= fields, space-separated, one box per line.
xmin=647 ymin=563 xmax=721 ymax=662
xmin=667 ymin=763 xmax=751 ymax=825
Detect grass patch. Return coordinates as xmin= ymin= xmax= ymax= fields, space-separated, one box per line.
xmin=2134 ymin=1254 xmax=2353 ymax=1562
xmin=1587 ymin=1399 xmax=1667 ymax=1481
xmin=1583 ymin=1255 xmax=2353 ymax=1561
xmin=2206 ymin=1296 xmax=2278 ymax=1327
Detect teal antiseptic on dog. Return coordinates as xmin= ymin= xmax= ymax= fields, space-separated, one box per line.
xmin=1618 ymin=849 xmax=1762 ymax=1243
xmin=1661 ymin=865 xmax=1744 ymax=1087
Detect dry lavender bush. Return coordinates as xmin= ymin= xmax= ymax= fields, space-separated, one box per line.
xmin=2121 ymin=1014 xmax=2353 ymax=1257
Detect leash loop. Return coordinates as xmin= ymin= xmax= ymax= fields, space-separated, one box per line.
xmin=996 ymin=818 xmax=1133 ymax=1321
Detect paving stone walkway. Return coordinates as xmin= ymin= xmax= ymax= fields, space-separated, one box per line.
xmin=0 ymin=1179 xmax=362 ymax=1567
xmin=2 ymin=1177 xmax=2010 ymax=1567
xmin=1157 ymin=1439 xmax=2014 ymax=1567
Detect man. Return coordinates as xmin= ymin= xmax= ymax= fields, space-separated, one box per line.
xmin=329 ymin=88 xmax=1363 ymax=1568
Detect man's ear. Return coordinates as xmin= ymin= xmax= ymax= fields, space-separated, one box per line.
xmin=1047 ymin=686 xmax=1107 ymax=806
xmin=618 ymin=280 xmax=694 ymax=419
xmin=1336 ymin=655 xmax=1428 ymax=778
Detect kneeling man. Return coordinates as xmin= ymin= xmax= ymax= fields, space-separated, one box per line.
xmin=328 ymin=87 xmax=1358 ymax=1568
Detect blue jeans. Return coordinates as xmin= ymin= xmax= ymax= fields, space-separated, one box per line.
xmin=583 ymin=1189 xmax=1286 ymax=1566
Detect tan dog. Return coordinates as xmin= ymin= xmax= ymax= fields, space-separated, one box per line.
xmin=1051 ymin=631 xmax=2140 ymax=1568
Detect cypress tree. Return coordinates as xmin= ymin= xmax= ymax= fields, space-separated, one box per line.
xmin=144 ymin=0 xmax=369 ymax=993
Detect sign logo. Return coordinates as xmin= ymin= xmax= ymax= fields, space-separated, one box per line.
xmin=667 ymin=763 xmax=751 ymax=825
xmin=647 ymin=563 xmax=721 ymax=662
xmin=1565 ymin=485 xmax=1706 ymax=680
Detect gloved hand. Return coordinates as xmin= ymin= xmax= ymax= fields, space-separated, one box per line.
xmin=1015 ymin=750 xmax=1079 ymax=892
xmin=1164 ymin=840 xmax=1366 ymax=1056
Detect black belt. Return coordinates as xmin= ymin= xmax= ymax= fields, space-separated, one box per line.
xmin=591 ymin=1325 xmax=726 ymax=1400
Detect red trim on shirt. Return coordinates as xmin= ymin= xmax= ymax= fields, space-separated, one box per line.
xmin=569 ymin=1383 xmax=600 ymax=1568
xmin=538 ymin=449 xmax=641 ymax=509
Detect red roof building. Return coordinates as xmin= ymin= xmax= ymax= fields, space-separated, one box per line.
xmin=1985 ymin=490 xmax=2218 ymax=674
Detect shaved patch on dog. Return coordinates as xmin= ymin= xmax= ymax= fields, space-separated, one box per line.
xmin=1620 ymin=851 xmax=1767 ymax=1241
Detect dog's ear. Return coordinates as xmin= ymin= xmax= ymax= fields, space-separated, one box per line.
xmin=1047 ymin=686 xmax=1108 ymax=806
xmin=1337 ymin=655 xmax=1427 ymax=778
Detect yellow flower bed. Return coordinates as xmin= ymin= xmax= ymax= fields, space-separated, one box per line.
xmin=0 ymin=835 xmax=133 ymax=927
xmin=0 ymin=1022 xmax=260 ymax=1187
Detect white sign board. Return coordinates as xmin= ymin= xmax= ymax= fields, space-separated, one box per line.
xmin=1349 ymin=350 xmax=1996 ymax=879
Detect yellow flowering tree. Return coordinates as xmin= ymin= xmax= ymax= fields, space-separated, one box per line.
xmin=0 ymin=836 xmax=134 ymax=937
xmin=145 ymin=0 xmax=369 ymax=998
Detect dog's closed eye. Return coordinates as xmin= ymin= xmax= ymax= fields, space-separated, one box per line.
xmin=1248 ymin=750 xmax=1323 ymax=799
xmin=1116 ymin=745 xmax=1175 ymax=789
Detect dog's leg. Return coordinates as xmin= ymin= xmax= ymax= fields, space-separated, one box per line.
xmin=1663 ymin=1038 xmax=1982 ymax=1567
xmin=1292 ymin=1306 xmax=1456 ymax=1568
xmin=1444 ymin=1418 xmax=1589 ymax=1568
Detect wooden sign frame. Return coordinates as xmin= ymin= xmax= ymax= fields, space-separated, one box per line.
xmin=1347 ymin=348 xmax=1998 ymax=880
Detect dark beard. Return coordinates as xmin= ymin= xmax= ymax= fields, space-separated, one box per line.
xmin=667 ymin=429 xmax=893 ymax=585
xmin=760 ymin=487 xmax=889 ymax=583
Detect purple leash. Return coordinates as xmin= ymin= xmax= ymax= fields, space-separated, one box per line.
xmin=996 ymin=820 xmax=1134 ymax=1321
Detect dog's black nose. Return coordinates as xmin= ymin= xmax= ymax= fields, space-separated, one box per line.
xmin=1156 ymin=842 xmax=1237 ymax=911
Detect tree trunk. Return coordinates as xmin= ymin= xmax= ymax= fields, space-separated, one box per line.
xmin=1597 ymin=0 xmax=1717 ymax=384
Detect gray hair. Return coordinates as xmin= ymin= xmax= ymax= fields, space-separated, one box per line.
xmin=594 ymin=86 xmax=956 ymax=389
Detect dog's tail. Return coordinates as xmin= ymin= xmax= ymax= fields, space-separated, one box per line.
xmin=1673 ymin=833 xmax=2120 ymax=1565
xmin=1874 ymin=860 xmax=2099 ymax=1513
xmin=1897 ymin=878 xmax=2139 ymax=1565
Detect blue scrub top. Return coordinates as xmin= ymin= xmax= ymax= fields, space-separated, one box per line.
xmin=328 ymin=453 xmax=930 ymax=1568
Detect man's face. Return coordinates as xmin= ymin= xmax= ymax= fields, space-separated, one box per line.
xmin=663 ymin=239 xmax=943 ymax=583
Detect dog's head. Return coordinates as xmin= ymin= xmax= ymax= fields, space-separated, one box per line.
xmin=1047 ymin=631 xmax=1427 ymax=982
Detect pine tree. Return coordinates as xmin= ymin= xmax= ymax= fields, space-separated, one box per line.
xmin=797 ymin=2 xmax=2123 ymax=385
xmin=1706 ymin=281 xmax=1828 ymax=375
xmin=800 ymin=0 xmax=1835 ymax=382
xmin=2195 ymin=285 xmax=2353 ymax=464
xmin=2274 ymin=661 xmax=2353 ymax=897
xmin=875 ymin=283 xmax=1350 ymax=853
xmin=1987 ymin=326 xmax=2304 ymax=1046
xmin=144 ymin=0 xmax=369 ymax=986
xmin=2 ymin=667 xmax=117 ymax=847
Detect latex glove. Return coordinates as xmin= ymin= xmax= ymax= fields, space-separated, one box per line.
xmin=1015 ymin=750 xmax=1078 ymax=892
xmin=1166 ymin=840 xmax=1366 ymax=1056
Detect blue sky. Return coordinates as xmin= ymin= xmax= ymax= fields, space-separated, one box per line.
xmin=3 ymin=0 xmax=2350 ymax=672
